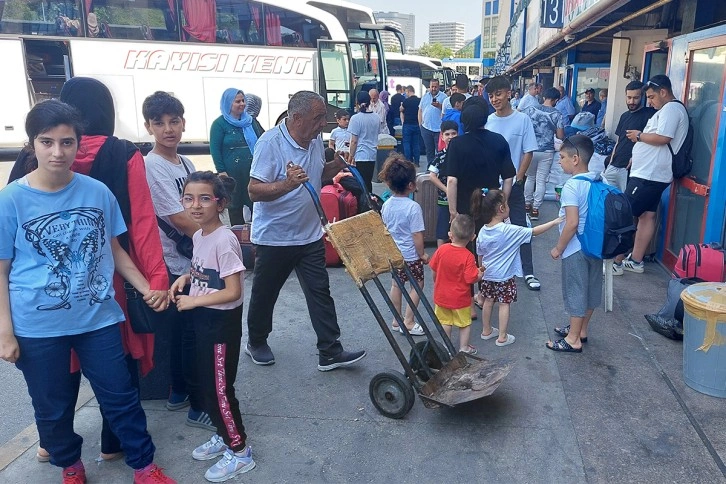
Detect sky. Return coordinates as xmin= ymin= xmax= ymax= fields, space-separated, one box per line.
xmin=359 ymin=0 xmax=483 ymax=48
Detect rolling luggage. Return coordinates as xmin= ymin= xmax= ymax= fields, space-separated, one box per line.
xmin=672 ymin=243 xmax=725 ymax=282
xmin=321 ymin=183 xmax=358 ymax=266
xmin=413 ymin=172 xmax=438 ymax=244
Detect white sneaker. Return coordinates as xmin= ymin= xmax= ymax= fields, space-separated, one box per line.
xmin=204 ymin=448 xmax=256 ymax=482
xmin=481 ymin=327 xmax=500 ymax=340
xmin=612 ymin=262 xmax=624 ymax=276
xmin=193 ymin=434 xmax=228 ymax=461
xmin=398 ymin=323 xmax=425 ymax=336
xmin=495 ymin=334 xmax=516 ymax=347
xmin=622 ymin=256 xmax=644 ymax=273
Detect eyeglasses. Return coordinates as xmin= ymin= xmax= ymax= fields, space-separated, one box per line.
xmin=180 ymin=195 xmax=219 ymax=207
xmin=644 ymin=80 xmax=661 ymax=90
xmin=563 ymin=137 xmax=580 ymax=158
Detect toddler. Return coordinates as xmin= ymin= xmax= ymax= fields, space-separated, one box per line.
xmin=380 ymin=153 xmax=428 ymax=336
xmin=428 ymin=215 xmax=485 ymax=354
xmin=471 ymin=189 xmax=562 ymax=346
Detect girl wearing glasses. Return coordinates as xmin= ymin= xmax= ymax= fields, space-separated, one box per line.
xmin=169 ymin=171 xmax=256 ymax=483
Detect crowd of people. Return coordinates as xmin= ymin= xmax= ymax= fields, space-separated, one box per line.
xmin=0 ymin=70 xmax=688 ymax=483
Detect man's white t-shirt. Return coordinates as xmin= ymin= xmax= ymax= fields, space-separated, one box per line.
xmin=630 ymin=101 xmax=688 ymax=183
xmin=348 ymin=111 xmax=380 ymax=161
xmin=476 ymin=222 xmax=533 ymax=281
xmin=145 ymin=152 xmax=196 ymax=276
xmin=517 ymin=92 xmax=539 ymax=111
xmin=485 ymin=110 xmax=539 ymax=170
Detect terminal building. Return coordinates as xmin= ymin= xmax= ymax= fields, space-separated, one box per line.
xmin=492 ymin=0 xmax=726 ymax=270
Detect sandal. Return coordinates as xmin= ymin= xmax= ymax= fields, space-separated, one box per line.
xmin=525 ymin=203 xmax=532 ymax=213
xmin=36 ymin=447 xmax=50 ymax=463
xmin=553 ymin=325 xmax=588 ymax=343
xmin=524 ymin=275 xmax=541 ymax=291
xmin=530 ymin=208 xmax=539 ymax=220
xmin=481 ymin=327 xmax=499 ymax=340
xmin=546 ymin=338 xmax=582 ymax=353
xmin=460 ymin=344 xmax=478 ymax=355
xmin=473 ymin=294 xmax=484 ymax=310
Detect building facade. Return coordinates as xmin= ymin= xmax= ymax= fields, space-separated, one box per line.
xmin=374 ymin=11 xmax=415 ymax=52
xmin=481 ymin=0 xmax=501 ymax=58
xmin=492 ymin=0 xmax=726 ymax=269
xmin=429 ymin=22 xmax=466 ymax=51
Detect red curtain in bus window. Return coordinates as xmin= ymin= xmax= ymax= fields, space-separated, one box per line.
xmin=167 ymin=0 xmax=175 ymax=15
xmin=85 ymin=0 xmax=92 ymax=15
xmin=265 ymin=12 xmax=281 ymax=46
xmin=182 ymin=0 xmax=216 ymax=43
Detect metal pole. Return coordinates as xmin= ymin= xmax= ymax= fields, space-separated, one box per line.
xmin=403 ymin=263 xmax=458 ymax=356
xmin=365 ymin=280 xmax=429 ymax=386
xmin=391 ymin=270 xmax=452 ymax=363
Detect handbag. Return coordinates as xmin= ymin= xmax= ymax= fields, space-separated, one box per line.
xmin=156 ymin=156 xmax=194 ymax=260
xmin=124 ymin=282 xmax=158 ymax=334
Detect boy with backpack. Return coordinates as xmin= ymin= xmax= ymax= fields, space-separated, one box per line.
xmin=548 ymin=135 xmax=603 ymax=353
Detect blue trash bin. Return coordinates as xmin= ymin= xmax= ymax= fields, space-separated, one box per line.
xmin=681 ymin=282 xmax=726 ymax=398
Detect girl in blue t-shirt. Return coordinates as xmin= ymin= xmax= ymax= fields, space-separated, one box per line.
xmin=0 ymin=100 xmax=175 ymax=483
xmin=379 ymin=153 xmax=429 ymax=337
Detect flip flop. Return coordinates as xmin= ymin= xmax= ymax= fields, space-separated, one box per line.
xmin=524 ymin=275 xmax=541 ymax=291
xmin=36 ymin=448 xmax=50 ymax=463
xmin=546 ymin=338 xmax=582 ymax=353
xmin=553 ymin=325 xmax=588 ymax=343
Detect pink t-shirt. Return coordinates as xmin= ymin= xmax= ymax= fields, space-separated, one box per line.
xmin=189 ymin=226 xmax=245 ymax=310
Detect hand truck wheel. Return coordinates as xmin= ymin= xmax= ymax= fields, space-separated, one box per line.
xmin=369 ymin=370 xmax=415 ymax=419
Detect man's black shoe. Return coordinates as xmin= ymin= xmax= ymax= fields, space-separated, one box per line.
xmin=245 ymin=342 xmax=275 ymax=365
xmin=317 ymin=349 xmax=366 ymax=372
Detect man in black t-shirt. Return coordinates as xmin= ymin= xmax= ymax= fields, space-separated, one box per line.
xmin=400 ymin=85 xmax=421 ymax=164
xmin=446 ymin=104 xmax=516 ymax=220
xmin=602 ymin=80 xmax=656 ymax=191
xmin=387 ymin=84 xmax=405 ymax=135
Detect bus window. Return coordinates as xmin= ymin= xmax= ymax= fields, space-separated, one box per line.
xmin=89 ymin=1 xmax=176 ymax=40
xmin=264 ymin=5 xmax=328 ymax=48
xmin=0 ymin=0 xmax=81 ymax=36
xmin=388 ymin=61 xmax=422 ymax=78
xmin=214 ymin=0 xmax=264 ymax=45
xmin=319 ymin=41 xmax=352 ymax=110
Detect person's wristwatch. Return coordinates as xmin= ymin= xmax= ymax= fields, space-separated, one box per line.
xmin=636 ymin=132 xmax=641 ymax=142
xmin=515 ymin=178 xmax=524 ymax=186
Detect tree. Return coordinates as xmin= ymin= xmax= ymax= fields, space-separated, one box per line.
xmin=384 ymin=44 xmax=402 ymax=53
xmin=416 ymin=43 xmax=453 ymax=59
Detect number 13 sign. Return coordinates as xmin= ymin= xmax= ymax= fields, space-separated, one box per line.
xmin=541 ymin=0 xmax=564 ymax=28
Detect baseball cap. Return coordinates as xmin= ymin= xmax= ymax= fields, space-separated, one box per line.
xmin=356 ymin=91 xmax=371 ymax=105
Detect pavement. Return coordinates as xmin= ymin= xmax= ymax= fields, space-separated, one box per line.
xmin=1 ymin=167 xmax=726 ymax=483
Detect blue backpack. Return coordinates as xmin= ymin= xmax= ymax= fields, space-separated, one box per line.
xmin=574 ymin=175 xmax=636 ymax=259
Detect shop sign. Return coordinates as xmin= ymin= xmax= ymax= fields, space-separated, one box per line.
xmin=564 ymin=0 xmax=601 ymax=26
xmin=541 ymin=0 xmax=565 ymax=28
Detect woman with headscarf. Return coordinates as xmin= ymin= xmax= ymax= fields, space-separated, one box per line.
xmin=244 ymin=93 xmax=262 ymax=119
xmin=8 ymin=77 xmax=169 ymax=464
xmin=209 ymin=88 xmax=264 ymax=225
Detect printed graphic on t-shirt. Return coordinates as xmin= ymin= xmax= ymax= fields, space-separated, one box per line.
xmin=190 ymin=258 xmax=226 ymax=291
xmin=22 ymin=207 xmax=110 ymax=310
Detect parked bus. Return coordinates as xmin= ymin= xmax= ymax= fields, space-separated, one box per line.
xmin=384 ymin=52 xmax=455 ymax=97
xmin=0 ymin=0 xmax=403 ymax=148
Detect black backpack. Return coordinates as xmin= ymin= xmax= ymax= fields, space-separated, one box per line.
xmin=668 ymin=100 xmax=694 ymax=179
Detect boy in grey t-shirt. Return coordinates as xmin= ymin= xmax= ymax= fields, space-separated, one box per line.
xmin=142 ymin=91 xmax=214 ymax=432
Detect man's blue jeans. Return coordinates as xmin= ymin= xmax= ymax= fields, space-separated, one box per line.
xmin=402 ymin=124 xmax=421 ymax=165
xmin=16 ymin=324 xmax=155 ymax=469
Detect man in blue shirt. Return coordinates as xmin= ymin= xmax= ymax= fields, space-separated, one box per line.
xmin=418 ymin=79 xmax=446 ymax=164
xmin=245 ymin=91 xmax=366 ymax=371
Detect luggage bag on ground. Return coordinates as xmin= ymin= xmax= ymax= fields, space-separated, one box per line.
xmin=321 ymin=183 xmax=357 ymax=266
xmin=413 ymin=172 xmax=438 ymax=244
xmin=672 ymin=243 xmax=725 ymax=282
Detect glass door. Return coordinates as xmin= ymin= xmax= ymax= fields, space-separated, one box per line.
xmin=317 ymin=40 xmax=354 ymax=132
xmin=665 ymin=42 xmax=726 ymax=264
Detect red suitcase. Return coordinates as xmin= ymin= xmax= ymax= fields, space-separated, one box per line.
xmin=672 ymin=243 xmax=725 ymax=282
xmin=320 ymin=183 xmax=357 ymax=266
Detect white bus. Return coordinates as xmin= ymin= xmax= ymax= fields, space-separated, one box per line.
xmin=0 ymin=0 xmax=403 ymax=148
xmin=384 ymin=52 xmax=455 ymax=97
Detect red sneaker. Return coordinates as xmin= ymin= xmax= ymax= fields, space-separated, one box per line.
xmin=62 ymin=461 xmax=86 ymax=484
xmin=134 ymin=463 xmax=176 ymax=484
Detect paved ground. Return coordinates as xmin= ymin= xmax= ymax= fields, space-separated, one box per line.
xmin=1 ymin=162 xmax=725 ymax=483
